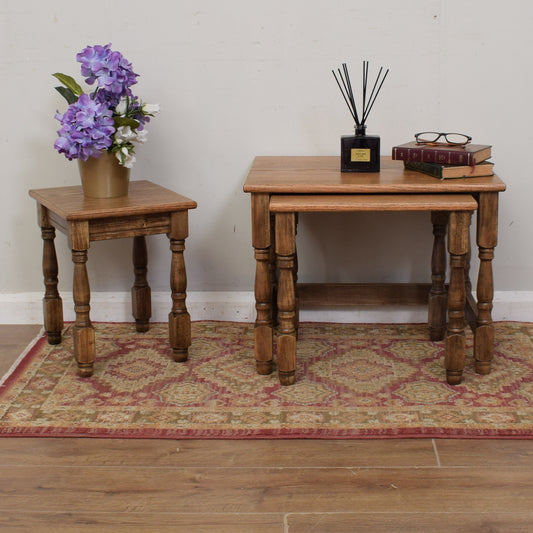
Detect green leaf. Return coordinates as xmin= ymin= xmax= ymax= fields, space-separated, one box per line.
xmin=52 ymin=73 xmax=84 ymax=96
xmin=114 ymin=116 xmax=140 ymax=129
xmin=54 ymin=86 xmax=78 ymax=105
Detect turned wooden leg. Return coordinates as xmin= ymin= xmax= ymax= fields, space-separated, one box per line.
xmin=445 ymin=211 xmax=471 ymax=385
xmin=475 ymin=192 xmax=499 ymax=375
xmin=168 ymin=211 xmax=191 ymax=362
xmin=276 ymin=212 xmax=297 ymax=386
xmin=255 ymin=246 xmax=274 ymax=374
xmin=41 ymin=226 xmax=63 ymax=345
xmin=131 ymin=236 xmax=152 ymax=332
xmin=463 ymin=237 xmax=478 ymax=330
xmin=168 ymin=237 xmax=191 ymax=362
xmin=428 ymin=211 xmax=448 ymax=341
xmin=268 ymin=212 xmax=278 ymax=328
xmin=464 ymin=240 xmax=472 ymax=296
xmin=252 ymin=194 xmax=273 ymax=375
xmin=293 ymin=213 xmax=300 ymax=337
xmin=72 ymin=249 xmax=95 ymax=377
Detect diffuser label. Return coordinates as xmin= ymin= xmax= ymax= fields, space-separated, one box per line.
xmin=351 ymin=148 xmax=371 ymax=162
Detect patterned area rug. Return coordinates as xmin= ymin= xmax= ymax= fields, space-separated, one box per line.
xmin=1 ymin=321 xmax=533 ymax=439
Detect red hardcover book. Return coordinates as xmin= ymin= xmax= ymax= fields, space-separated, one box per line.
xmin=392 ymin=141 xmax=491 ymax=165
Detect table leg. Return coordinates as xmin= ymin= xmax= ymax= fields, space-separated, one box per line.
xmin=168 ymin=212 xmax=191 ymax=362
xmin=474 ymin=192 xmax=499 ymax=374
xmin=428 ymin=211 xmax=448 ymax=341
xmin=72 ymin=249 xmax=95 ymax=377
xmin=252 ymin=194 xmax=274 ymax=375
xmin=269 ymin=212 xmax=278 ymax=329
xmin=464 ymin=239 xmax=472 ymax=296
xmin=41 ymin=226 xmax=63 ymax=345
xmin=276 ymin=212 xmax=297 ymax=385
xmin=445 ymin=211 xmax=471 ymax=385
xmin=294 ymin=213 xmax=300 ymax=337
xmin=132 ymin=236 xmax=152 ymax=332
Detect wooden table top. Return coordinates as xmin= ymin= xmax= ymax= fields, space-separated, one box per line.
xmin=29 ymin=180 xmax=197 ymax=221
xmin=243 ymin=156 xmax=506 ymax=194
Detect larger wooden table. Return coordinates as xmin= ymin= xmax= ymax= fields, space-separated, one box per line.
xmin=243 ymin=156 xmax=506 ymax=384
xmin=29 ymin=180 xmax=197 ymax=377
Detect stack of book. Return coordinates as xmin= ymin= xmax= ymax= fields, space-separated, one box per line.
xmin=391 ymin=141 xmax=493 ymax=179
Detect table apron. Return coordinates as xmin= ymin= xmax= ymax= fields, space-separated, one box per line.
xmin=46 ymin=211 xmax=174 ymax=242
xmin=88 ymin=214 xmax=172 ymax=241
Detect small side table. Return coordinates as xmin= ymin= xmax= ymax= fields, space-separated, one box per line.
xmin=29 ymin=180 xmax=197 ymax=377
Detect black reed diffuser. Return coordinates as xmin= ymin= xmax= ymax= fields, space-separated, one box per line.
xmin=333 ymin=61 xmax=389 ymax=172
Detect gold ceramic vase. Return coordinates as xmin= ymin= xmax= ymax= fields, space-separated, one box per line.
xmin=78 ymin=151 xmax=130 ymax=198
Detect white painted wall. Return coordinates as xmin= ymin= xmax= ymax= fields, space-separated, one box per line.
xmin=2 ymin=1 xmax=532 ymax=320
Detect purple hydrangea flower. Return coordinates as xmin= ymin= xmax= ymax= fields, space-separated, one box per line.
xmin=54 ymin=93 xmax=115 ymax=161
xmin=76 ymin=43 xmax=138 ymax=107
xmin=53 ymin=44 xmax=158 ymax=167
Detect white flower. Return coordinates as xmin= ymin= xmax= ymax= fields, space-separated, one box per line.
xmin=142 ymin=103 xmax=160 ymax=115
xmin=115 ymin=97 xmax=128 ymax=116
xmin=115 ymin=146 xmax=136 ymax=168
xmin=135 ymin=129 xmax=149 ymax=143
xmin=114 ymin=125 xmax=137 ymax=144
xmin=120 ymin=146 xmax=136 ymax=168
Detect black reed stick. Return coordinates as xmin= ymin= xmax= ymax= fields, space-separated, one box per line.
xmin=343 ymin=64 xmax=355 ymax=106
xmin=332 ymin=61 xmax=388 ymax=128
xmin=332 ymin=70 xmax=357 ymax=123
xmin=343 ymin=63 xmax=357 ymax=124
xmin=333 ymin=65 xmax=359 ymax=125
xmin=362 ymin=68 xmax=389 ymax=124
xmin=338 ymin=67 xmax=353 ymax=114
xmin=341 ymin=64 xmax=359 ymax=125
xmin=362 ymin=60 xmax=369 ymax=120
xmin=361 ymin=66 xmax=383 ymax=123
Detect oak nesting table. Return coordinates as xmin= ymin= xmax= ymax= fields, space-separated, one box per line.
xmin=29 ymin=180 xmax=197 ymax=377
xmin=243 ymin=156 xmax=506 ymax=386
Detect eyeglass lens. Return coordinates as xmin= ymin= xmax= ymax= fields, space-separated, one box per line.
xmin=416 ymin=132 xmax=470 ymax=145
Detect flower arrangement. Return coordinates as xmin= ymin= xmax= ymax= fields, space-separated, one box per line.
xmin=53 ymin=43 xmax=159 ymax=168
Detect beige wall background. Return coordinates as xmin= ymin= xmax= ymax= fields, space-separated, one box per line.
xmin=2 ymin=0 xmax=532 ymax=321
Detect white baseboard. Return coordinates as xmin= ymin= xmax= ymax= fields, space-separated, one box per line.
xmin=1 ymin=291 xmax=532 ymax=324
xmin=0 ymin=291 xmax=256 ymax=324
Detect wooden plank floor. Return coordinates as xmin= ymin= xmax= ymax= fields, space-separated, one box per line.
xmin=1 ymin=325 xmax=533 ymax=532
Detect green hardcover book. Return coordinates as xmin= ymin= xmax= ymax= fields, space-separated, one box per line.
xmin=404 ymin=160 xmax=494 ymax=179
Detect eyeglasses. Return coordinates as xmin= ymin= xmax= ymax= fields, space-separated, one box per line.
xmin=414 ymin=132 xmax=472 ymax=146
